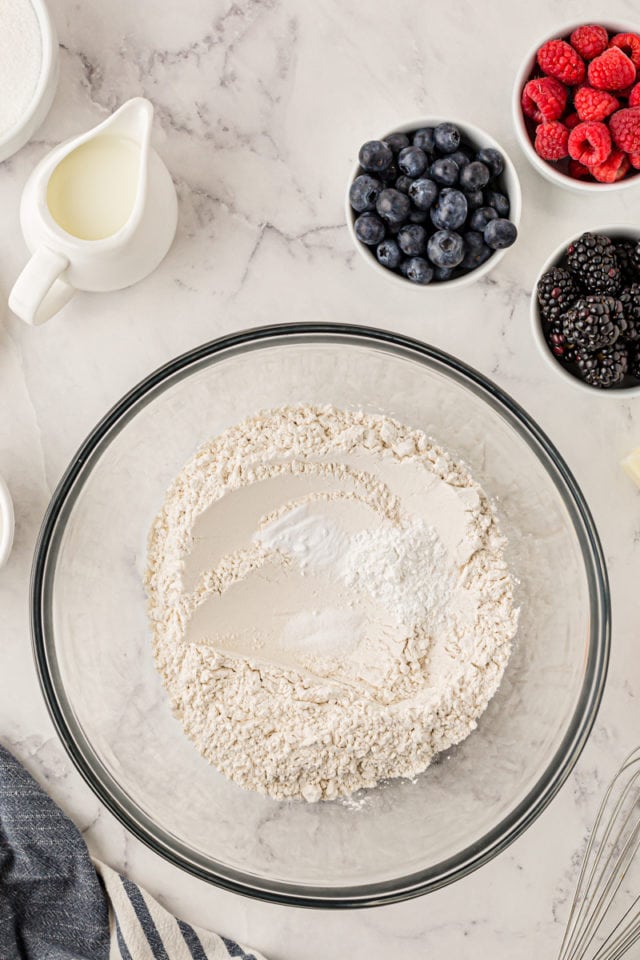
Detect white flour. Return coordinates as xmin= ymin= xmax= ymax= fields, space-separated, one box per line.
xmin=146 ymin=405 xmax=518 ymax=802
xmin=0 ymin=0 xmax=42 ymax=138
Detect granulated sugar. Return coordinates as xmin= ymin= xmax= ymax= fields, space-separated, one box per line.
xmin=146 ymin=405 xmax=518 ymax=802
xmin=0 ymin=0 xmax=42 ymax=138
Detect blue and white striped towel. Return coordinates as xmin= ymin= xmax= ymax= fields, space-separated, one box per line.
xmin=0 ymin=744 xmax=266 ymax=960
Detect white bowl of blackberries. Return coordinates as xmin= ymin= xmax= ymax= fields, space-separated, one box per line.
xmin=533 ymin=228 xmax=640 ymax=393
xmin=346 ymin=118 xmax=521 ymax=287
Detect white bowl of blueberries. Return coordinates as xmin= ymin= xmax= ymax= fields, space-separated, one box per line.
xmin=346 ymin=118 xmax=521 ymax=287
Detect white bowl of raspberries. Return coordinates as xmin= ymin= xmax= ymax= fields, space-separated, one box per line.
xmin=346 ymin=117 xmax=521 ymax=287
xmin=532 ymin=227 xmax=640 ymax=394
xmin=514 ymin=21 xmax=640 ymax=190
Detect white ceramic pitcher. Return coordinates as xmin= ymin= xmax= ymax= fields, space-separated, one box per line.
xmin=9 ymin=98 xmax=178 ymax=325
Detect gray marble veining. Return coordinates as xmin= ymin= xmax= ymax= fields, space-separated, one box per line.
xmin=1 ymin=0 xmax=640 ymax=957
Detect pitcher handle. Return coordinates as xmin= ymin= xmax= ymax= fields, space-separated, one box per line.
xmin=8 ymin=248 xmax=74 ymax=325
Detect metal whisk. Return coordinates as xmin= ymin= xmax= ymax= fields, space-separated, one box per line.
xmin=558 ymin=747 xmax=640 ymax=960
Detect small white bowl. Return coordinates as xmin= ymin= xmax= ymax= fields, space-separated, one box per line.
xmin=0 ymin=0 xmax=59 ymax=163
xmin=0 ymin=474 xmax=15 ymax=568
xmin=345 ymin=116 xmax=522 ymax=290
xmin=513 ymin=20 xmax=640 ymax=194
xmin=531 ymin=225 xmax=640 ymax=397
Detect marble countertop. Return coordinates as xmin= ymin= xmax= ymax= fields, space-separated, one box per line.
xmin=2 ymin=0 xmax=640 ymax=956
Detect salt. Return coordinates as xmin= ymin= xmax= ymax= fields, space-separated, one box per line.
xmin=0 ymin=0 xmax=42 ymax=139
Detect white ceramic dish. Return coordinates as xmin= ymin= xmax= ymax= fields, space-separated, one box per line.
xmin=531 ymin=225 xmax=640 ymax=397
xmin=0 ymin=0 xmax=59 ymax=164
xmin=513 ymin=20 xmax=640 ymax=194
xmin=345 ymin=117 xmax=522 ymax=290
xmin=0 ymin=474 xmax=15 ymax=568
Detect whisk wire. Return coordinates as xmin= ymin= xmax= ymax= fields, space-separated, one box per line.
xmin=574 ymin=802 xmax=640 ymax=959
xmin=560 ymin=765 xmax=636 ymax=960
xmin=592 ymin=894 xmax=640 ymax=960
xmin=557 ymin=747 xmax=640 ymax=960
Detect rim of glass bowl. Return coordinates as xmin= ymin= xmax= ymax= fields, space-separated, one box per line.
xmin=31 ymin=322 xmax=610 ymax=909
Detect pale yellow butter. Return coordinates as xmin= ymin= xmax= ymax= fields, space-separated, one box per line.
xmin=621 ymin=448 xmax=640 ymax=488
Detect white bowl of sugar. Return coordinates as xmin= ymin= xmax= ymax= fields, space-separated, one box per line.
xmin=0 ymin=0 xmax=58 ymax=163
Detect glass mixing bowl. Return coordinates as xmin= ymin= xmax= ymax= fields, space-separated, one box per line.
xmin=32 ymin=324 xmax=610 ymax=907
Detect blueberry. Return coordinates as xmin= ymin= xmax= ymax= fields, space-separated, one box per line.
xmin=460 ymin=231 xmax=492 ymax=271
xmin=401 ymin=257 xmax=433 ymax=284
xmin=469 ymin=206 xmax=498 ymax=233
xmin=397 ymin=224 xmax=427 ymax=256
xmin=376 ymin=238 xmax=402 ymax=270
xmin=412 ymin=127 xmax=435 ymax=152
xmin=395 ymin=175 xmax=414 ymax=194
xmin=434 ymin=266 xmax=455 ymax=281
xmin=427 ymin=229 xmax=465 ymax=268
xmin=376 ymin=188 xmax=411 ymax=225
xmin=384 ymin=132 xmax=410 ymax=154
xmin=398 ymin=146 xmax=429 ymax=177
xmin=349 ymin=174 xmax=382 ymax=213
xmin=379 ymin=162 xmax=399 ymax=184
xmin=408 ymin=177 xmax=438 ymax=210
xmin=484 ymin=218 xmax=517 ymax=250
xmin=409 ymin=208 xmax=429 ymax=224
xmin=358 ymin=140 xmax=393 ymax=173
xmin=476 ymin=147 xmax=504 ymax=177
xmin=460 ymin=161 xmax=490 ymax=192
xmin=484 ymin=190 xmax=510 ymax=217
xmin=434 ymin=122 xmax=461 ymax=154
xmin=429 ymin=157 xmax=458 ymax=186
xmin=354 ymin=212 xmax=385 ymax=246
xmin=430 ymin=188 xmax=467 ymax=231
xmin=466 ymin=190 xmax=484 ymax=211
xmin=448 ymin=150 xmax=471 ymax=170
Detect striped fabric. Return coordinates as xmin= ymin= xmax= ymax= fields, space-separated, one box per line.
xmin=0 ymin=744 xmax=266 ymax=960
xmin=96 ymin=862 xmax=264 ymax=960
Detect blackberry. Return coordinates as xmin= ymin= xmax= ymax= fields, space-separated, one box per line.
xmin=566 ymin=232 xmax=621 ymax=295
xmin=632 ymin=240 xmax=640 ymax=274
xmin=575 ymin=343 xmax=628 ymax=388
xmin=618 ymin=284 xmax=640 ymax=342
xmin=546 ymin=323 xmax=576 ymax=363
xmin=629 ymin=344 xmax=640 ymax=379
xmin=537 ymin=267 xmax=577 ymax=322
xmin=561 ymin=295 xmax=623 ymax=351
xmin=614 ymin=239 xmax=640 ymax=284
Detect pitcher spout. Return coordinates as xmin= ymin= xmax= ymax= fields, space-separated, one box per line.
xmin=99 ymin=97 xmax=154 ymax=149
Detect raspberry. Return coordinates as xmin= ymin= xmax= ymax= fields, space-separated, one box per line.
xmin=588 ymin=47 xmax=636 ymax=91
xmin=574 ymin=86 xmax=620 ymax=121
xmin=630 ymin=152 xmax=640 ymax=169
xmin=568 ymin=121 xmax=612 ymax=165
xmin=629 ymin=83 xmax=640 ymax=106
xmin=570 ymin=25 xmax=609 ymax=60
xmin=610 ymin=106 xmax=640 ymax=152
xmin=565 ymin=112 xmax=581 ymax=129
xmin=590 ymin=149 xmax=630 ymax=182
xmin=534 ymin=121 xmax=570 ymax=160
xmin=521 ymin=77 xmax=568 ymax=122
xmin=609 ymin=32 xmax=640 ymax=68
xmin=569 ymin=159 xmax=591 ymax=179
xmin=537 ymin=39 xmax=586 ymax=85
